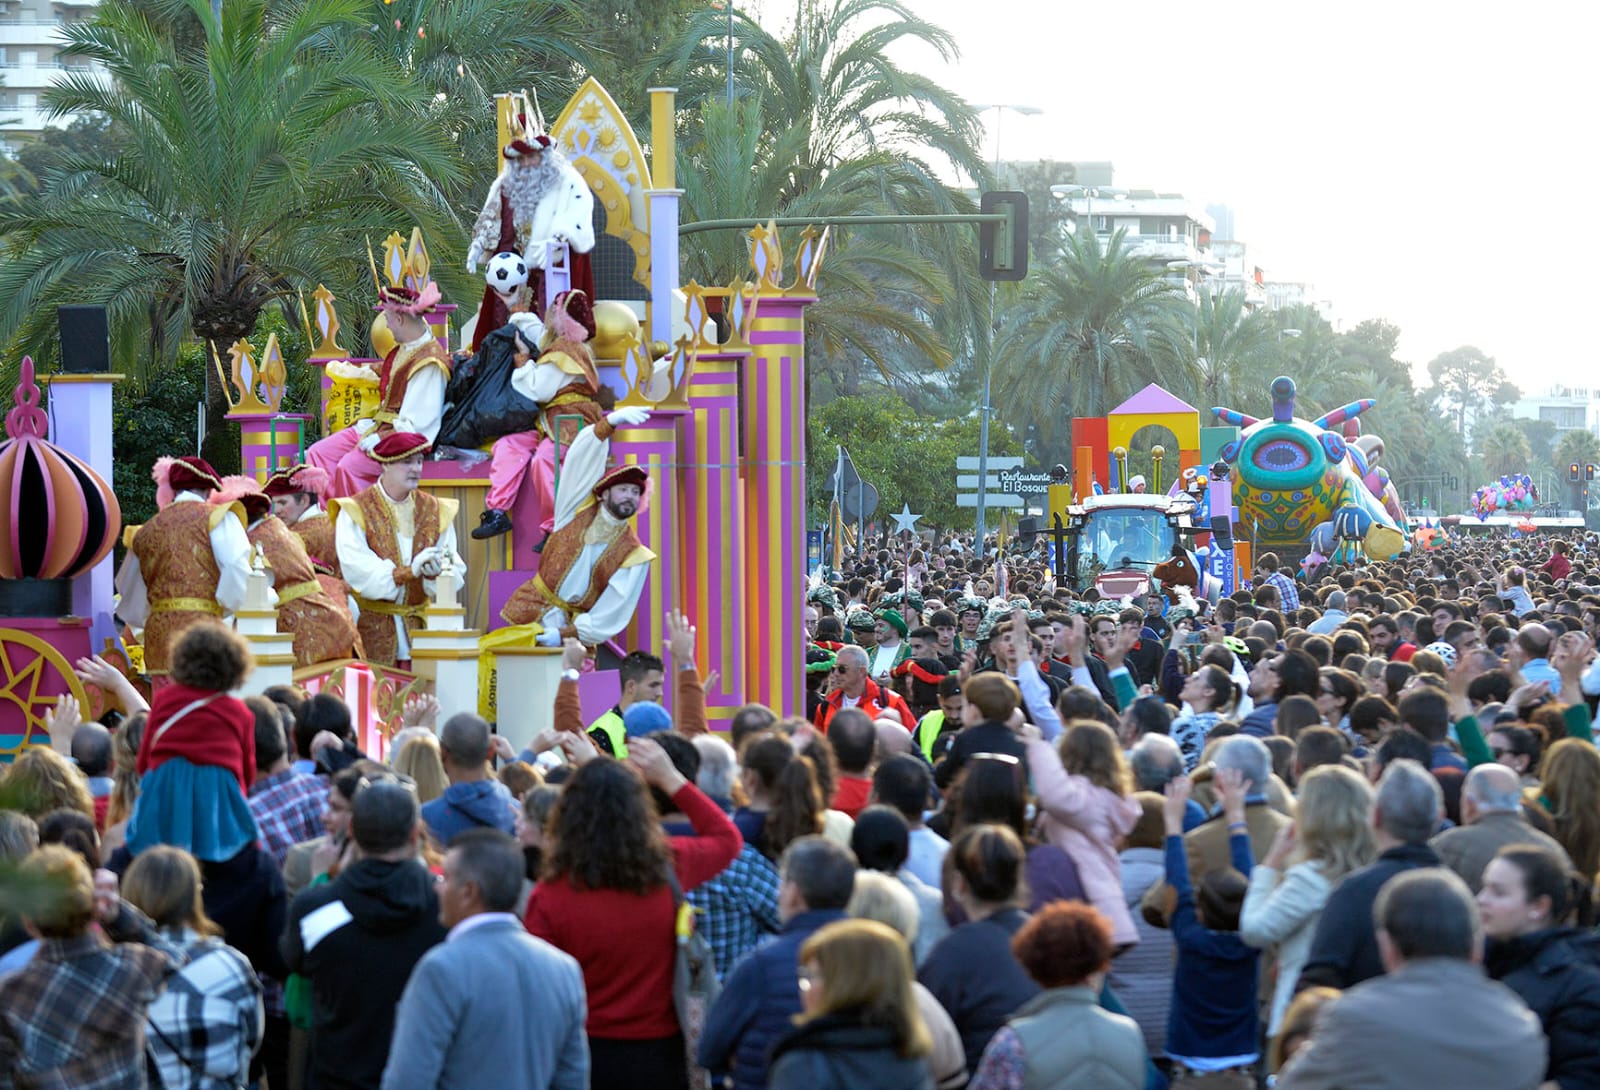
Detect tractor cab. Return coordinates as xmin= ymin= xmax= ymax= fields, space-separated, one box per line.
xmin=1065 ymin=493 xmax=1198 ymax=599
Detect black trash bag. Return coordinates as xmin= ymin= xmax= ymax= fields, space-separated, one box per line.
xmin=437 ymin=324 xmax=542 ymax=449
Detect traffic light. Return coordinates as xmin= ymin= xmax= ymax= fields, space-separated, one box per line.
xmin=1571 ymin=464 xmax=1582 ymax=482
xmin=1448 ymin=476 xmax=1458 ymax=491
xmin=979 ymin=190 xmax=1030 ymax=282
xmin=1588 ymin=465 xmax=1597 ymax=481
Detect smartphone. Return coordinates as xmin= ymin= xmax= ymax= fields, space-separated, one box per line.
xmin=1184 ymin=631 xmax=1206 ymax=646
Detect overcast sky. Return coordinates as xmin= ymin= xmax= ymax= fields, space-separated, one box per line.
xmin=750 ymin=0 xmax=1596 ymax=394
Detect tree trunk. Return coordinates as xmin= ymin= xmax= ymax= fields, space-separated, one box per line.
xmin=200 ymin=336 xmax=237 ymax=473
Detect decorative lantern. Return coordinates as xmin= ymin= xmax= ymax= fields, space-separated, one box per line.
xmin=0 ymin=357 xmax=121 ymax=582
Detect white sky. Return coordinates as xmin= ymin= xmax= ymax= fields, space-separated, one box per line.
xmin=750 ymin=0 xmax=1599 ymax=393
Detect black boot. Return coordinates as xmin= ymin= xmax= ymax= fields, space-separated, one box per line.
xmin=471 ymin=509 xmax=513 ymax=540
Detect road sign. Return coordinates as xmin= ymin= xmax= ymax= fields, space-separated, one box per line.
xmin=956 ymin=456 xmax=1022 ymax=471
xmin=957 ymin=474 xmax=1014 ymax=489
xmin=957 ymin=494 xmax=1023 ymax=508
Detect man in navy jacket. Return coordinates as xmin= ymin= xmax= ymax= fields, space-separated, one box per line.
xmin=697 ymin=836 xmax=856 ymax=1090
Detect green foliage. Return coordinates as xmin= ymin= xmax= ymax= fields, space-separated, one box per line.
xmin=808 ymin=388 xmax=1018 ymax=530
xmin=1554 ymin=429 xmax=1600 ymax=480
xmin=12 ymin=116 xmax=126 ymax=197
xmin=1478 ymin=422 xmax=1533 ymax=477
xmin=1425 ymin=345 xmax=1517 ymax=439
xmin=0 ymin=0 xmax=467 ymax=466
xmin=576 ymin=0 xmax=701 ymax=124
xmin=1003 ymin=158 xmax=1076 ymax=259
xmin=991 ymin=228 xmax=1184 ymax=465
xmin=660 ymin=0 xmax=988 ymax=405
xmin=112 ymin=348 xmax=222 ymax=528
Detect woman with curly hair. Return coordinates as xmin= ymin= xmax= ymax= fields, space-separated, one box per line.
xmin=1022 ymin=721 xmax=1141 ymax=949
xmin=524 ymin=736 xmax=741 ymax=1090
xmin=967 ymin=901 xmax=1145 ymax=1090
xmin=1 ymin=747 xmax=93 ymax=820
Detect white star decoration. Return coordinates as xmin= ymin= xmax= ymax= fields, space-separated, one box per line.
xmin=890 ymin=503 xmax=922 ymax=535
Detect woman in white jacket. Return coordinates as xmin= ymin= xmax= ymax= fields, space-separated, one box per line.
xmin=1235 ymin=764 xmax=1376 ymax=1038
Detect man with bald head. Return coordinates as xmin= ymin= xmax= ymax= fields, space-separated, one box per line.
xmin=419 ymin=713 xmax=518 ymax=843
xmin=1429 ymin=763 xmax=1570 ymax=892
xmin=69 ymin=723 xmax=114 ymax=830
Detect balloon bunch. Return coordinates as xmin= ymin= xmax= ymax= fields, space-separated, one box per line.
xmin=1471 ymin=474 xmax=1535 ymax=520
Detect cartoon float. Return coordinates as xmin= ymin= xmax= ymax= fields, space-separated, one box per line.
xmin=0 ymin=79 xmax=832 ymax=751
xmin=1211 ymin=376 xmax=1406 ymax=562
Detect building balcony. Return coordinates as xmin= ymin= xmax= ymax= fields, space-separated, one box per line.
xmin=0 ymin=20 xmax=69 ymax=46
xmin=0 ymin=60 xmax=109 ymax=92
xmin=0 ymin=102 xmax=73 ymax=134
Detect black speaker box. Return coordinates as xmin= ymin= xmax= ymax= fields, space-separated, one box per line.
xmin=58 ymin=305 xmax=111 ymax=373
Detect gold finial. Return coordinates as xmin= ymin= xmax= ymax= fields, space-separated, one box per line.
xmin=259 ymin=332 xmax=287 ymax=412
xmin=748 ymin=220 xmax=785 ymax=292
xmin=794 ymin=224 xmax=831 ymax=290
xmin=227 ymin=339 xmax=271 ymax=414
xmin=310 ymin=285 xmax=346 ymax=358
xmin=382 ymin=231 xmax=408 ymax=288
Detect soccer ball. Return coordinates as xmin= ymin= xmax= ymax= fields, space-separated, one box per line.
xmin=486 ymin=251 xmax=528 ymax=291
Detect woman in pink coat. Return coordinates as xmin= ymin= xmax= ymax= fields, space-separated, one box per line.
xmin=1023 ymin=721 xmax=1142 ymax=949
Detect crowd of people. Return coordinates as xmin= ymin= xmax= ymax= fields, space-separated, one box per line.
xmin=6 ymin=526 xmax=1600 ymax=1090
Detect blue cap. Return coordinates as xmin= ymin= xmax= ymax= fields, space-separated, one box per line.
xmin=623 ymin=701 xmax=673 ymax=738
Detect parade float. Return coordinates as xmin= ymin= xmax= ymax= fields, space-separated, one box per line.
xmin=1055 ymin=375 xmax=1410 ymax=601
xmin=0 ymin=79 xmax=828 ymax=752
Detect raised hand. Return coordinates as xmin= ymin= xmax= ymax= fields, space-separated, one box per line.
xmin=666 ymin=609 xmax=696 ymax=665
xmin=606 ymin=407 xmax=651 ymax=428
xmin=44 ymin=694 xmax=80 ymax=756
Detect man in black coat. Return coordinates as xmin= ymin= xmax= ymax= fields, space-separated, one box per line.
xmin=282 ymin=782 xmax=447 ymax=1089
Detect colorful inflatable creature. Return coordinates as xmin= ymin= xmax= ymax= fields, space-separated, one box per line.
xmin=1212 ymin=376 xmax=1406 ymax=560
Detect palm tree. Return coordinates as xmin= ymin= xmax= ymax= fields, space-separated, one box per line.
xmin=990 ymin=228 xmax=1183 ymax=464
xmin=0 ymin=0 xmax=464 ymax=465
xmin=659 ymin=0 xmax=988 ymax=403
xmin=1554 ymin=429 xmax=1600 ymax=480
xmin=1155 ymin=288 xmax=1275 ymax=409
xmin=1480 ymin=422 xmax=1533 ymax=477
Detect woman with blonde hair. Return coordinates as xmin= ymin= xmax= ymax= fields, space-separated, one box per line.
xmin=769 ymin=918 xmax=933 ymax=1090
xmin=1233 ymin=763 xmax=1377 ymax=1037
xmin=848 ymin=872 xmax=968 ymax=1090
xmin=1022 ymin=720 xmax=1141 ymax=949
xmin=389 ymin=731 xmax=448 ymax=804
xmin=1536 ymin=738 xmax=1600 ymax=879
xmin=121 ymin=845 xmax=265 ymax=1089
xmin=3 ymin=746 xmax=93 ymax=819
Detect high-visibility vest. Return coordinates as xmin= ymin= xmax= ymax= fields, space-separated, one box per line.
xmin=914 ymin=710 xmax=945 ymax=763
xmin=588 ymin=709 xmax=628 ymax=758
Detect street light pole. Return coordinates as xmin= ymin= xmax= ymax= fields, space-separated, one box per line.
xmin=972 ymin=103 xmax=1041 ymax=557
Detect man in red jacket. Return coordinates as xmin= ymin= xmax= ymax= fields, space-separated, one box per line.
xmin=813 ymin=645 xmax=915 ymax=732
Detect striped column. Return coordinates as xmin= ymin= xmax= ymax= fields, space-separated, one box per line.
xmin=678 ymin=348 xmax=748 ymax=726
xmin=742 ymin=293 xmax=813 ymax=716
xmin=232 ymin=412 xmax=313 ymax=481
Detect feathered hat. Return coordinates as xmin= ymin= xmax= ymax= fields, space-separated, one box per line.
xmin=262 ymin=463 xmax=330 ymax=499
xmin=210 ymin=474 xmax=271 ymax=522
xmin=378 ymin=281 xmax=442 ymax=317
xmin=546 ymin=289 xmax=596 ymax=342
xmin=152 ymin=455 xmax=221 ymax=509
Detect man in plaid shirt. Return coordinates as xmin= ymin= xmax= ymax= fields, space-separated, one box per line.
xmin=0 ymin=846 xmax=172 ymax=1089
xmin=247 ymin=697 xmax=326 ymax=865
xmin=1257 ymin=551 xmax=1301 ymax=612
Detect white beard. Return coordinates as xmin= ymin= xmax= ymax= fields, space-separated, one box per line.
xmin=504 ymin=160 xmax=558 ymax=230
